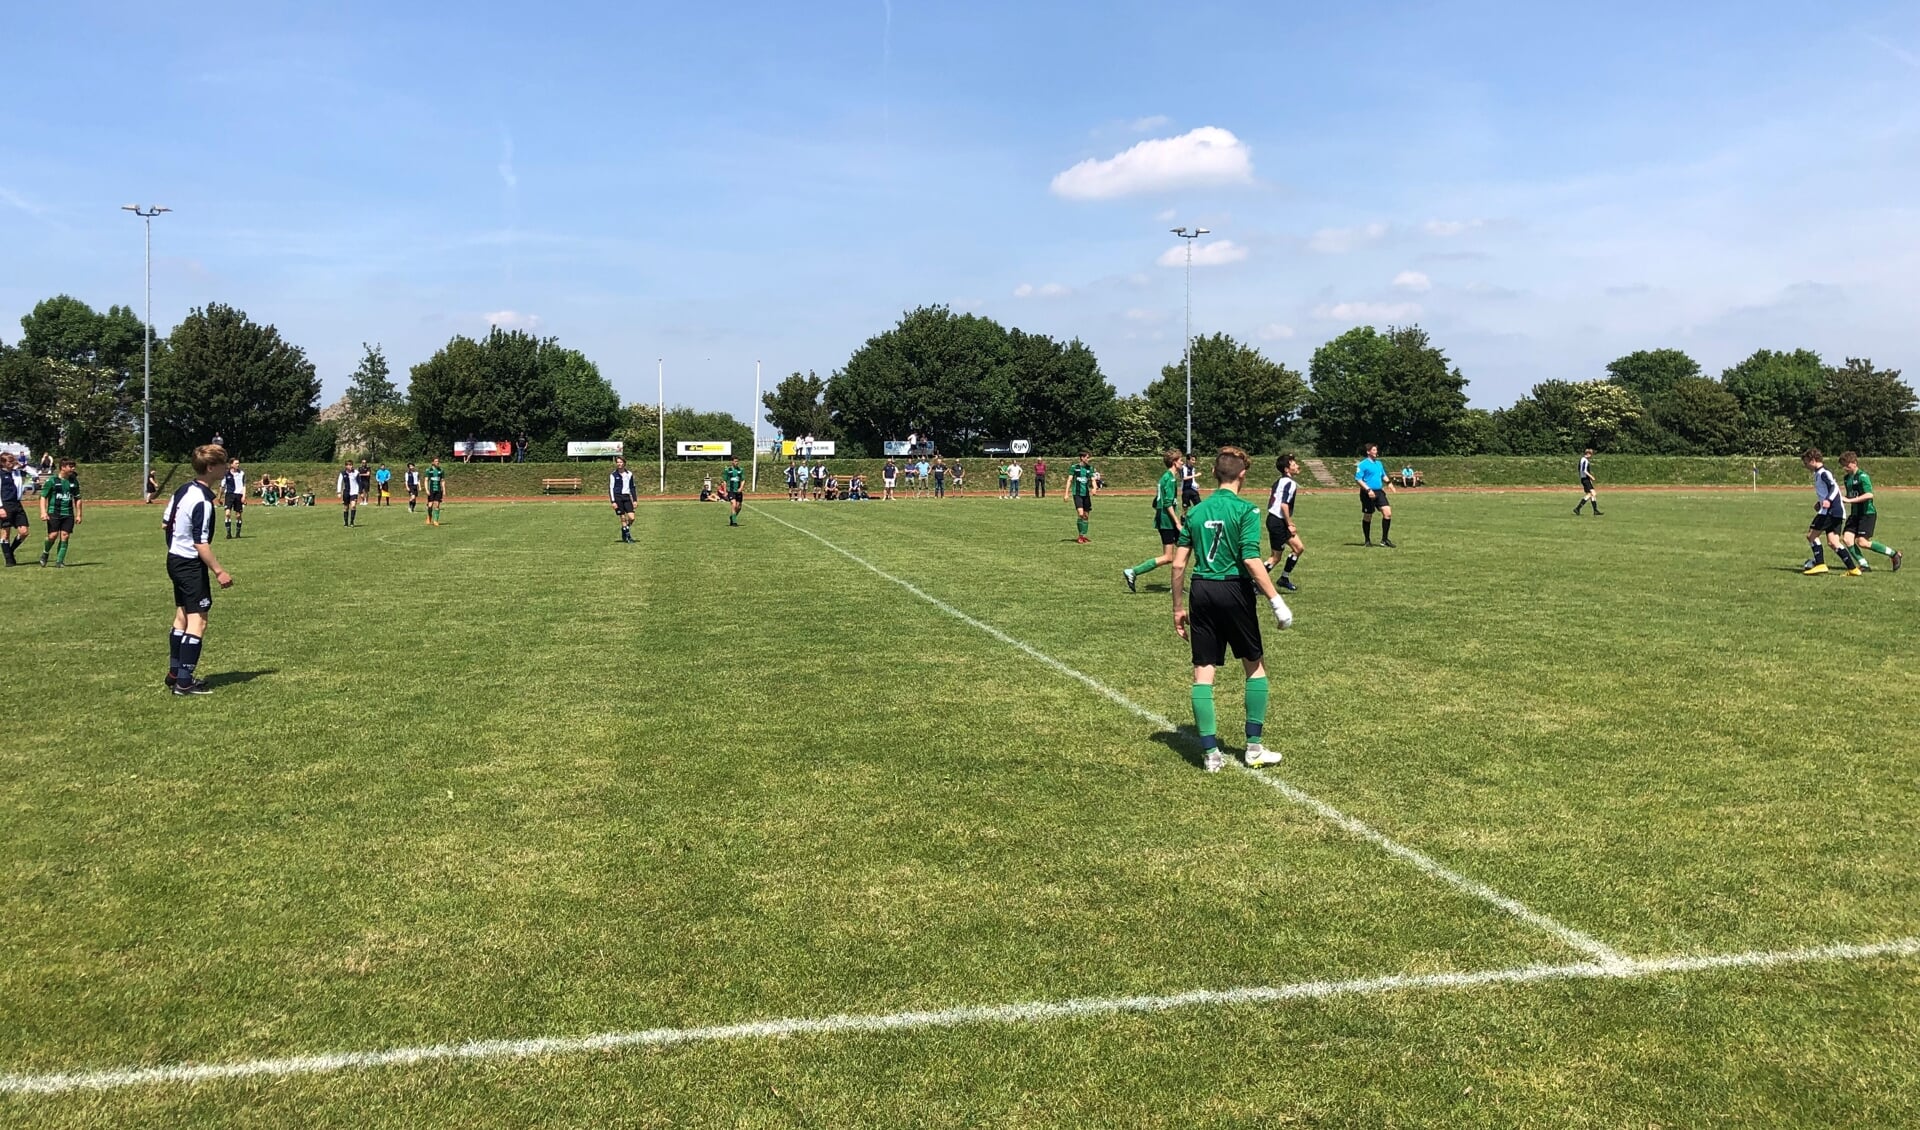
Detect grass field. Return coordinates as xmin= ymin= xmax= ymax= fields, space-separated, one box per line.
xmin=10 ymin=487 xmax=1920 ymax=1126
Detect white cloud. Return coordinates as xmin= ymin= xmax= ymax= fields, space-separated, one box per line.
xmin=1013 ymin=282 xmax=1072 ymax=298
xmin=1312 ymin=301 xmax=1423 ymax=322
xmin=1392 ymin=270 xmax=1432 ymax=293
xmin=1307 ymin=222 xmax=1388 ymax=253
xmin=1156 ymin=239 xmax=1249 ymax=267
xmin=1130 ymin=114 xmax=1171 ymax=132
xmin=1423 ymin=218 xmax=1486 ymax=237
xmin=1124 ymin=307 xmax=1168 ymax=324
xmin=485 ymin=310 xmax=542 ymax=330
xmin=1155 ymin=207 xmax=1178 ymax=222
xmin=1258 ymin=323 xmax=1296 ymax=341
xmin=1050 ymin=126 xmax=1254 ymax=200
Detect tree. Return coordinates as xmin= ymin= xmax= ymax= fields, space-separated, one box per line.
xmin=1647 ymin=377 xmax=1743 ymax=454
xmin=1722 ymin=348 xmax=1824 ymax=426
xmin=1142 ymin=333 xmax=1305 ymax=453
xmin=344 ymin=343 xmax=403 ymax=414
xmin=827 ymin=305 xmax=1013 ymax=454
xmin=1570 ymin=381 xmax=1643 ymax=449
xmin=0 ymin=341 xmax=59 ymax=455
xmin=1605 ymin=349 xmax=1701 ymax=401
xmin=1489 ymin=381 xmax=1581 ymax=455
xmin=13 ymin=295 xmax=151 ymax=459
xmin=1308 ymin=325 xmax=1469 ymax=455
xmin=1100 ymin=394 xmax=1165 ymax=455
xmin=407 ymin=327 xmax=618 ymax=449
xmin=547 ymin=349 xmax=622 ymax=440
xmin=999 ymin=331 xmax=1117 ymax=453
xmin=761 ymin=370 xmax=835 ymax=441
xmin=1809 ymin=359 xmax=1917 ymax=456
xmin=661 ymin=407 xmax=753 ymax=456
xmin=153 ymin=303 xmax=319 ymax=458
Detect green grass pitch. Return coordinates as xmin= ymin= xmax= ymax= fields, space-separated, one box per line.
xmin=8 ymin=488 xmax=1919 ymax=1126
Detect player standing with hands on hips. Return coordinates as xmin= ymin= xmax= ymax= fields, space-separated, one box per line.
xmin=163 ymin=445 xmax=235 ymax=695
xmin=1356 ymin=444 xmax=1395 ymax=547
xmin=1171 ymin=447 xmax=1292 ymax=773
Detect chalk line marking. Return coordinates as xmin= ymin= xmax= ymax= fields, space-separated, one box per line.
xmin=5 ymin=937 xmax=1914 ymax=1096
xmin=751 ymin=506 xmax=1625 ymax=965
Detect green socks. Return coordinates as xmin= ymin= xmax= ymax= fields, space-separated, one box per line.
xmin=1131 ymin=559 xmax=1159 ymax=576
xmin=42 ymin=537 xmax=54 ymax=558
xmin=1245 ymin=676 xmax=1269 ymax=739
xmin=1077 ymin=519 xmax=1089 ymax=537
xmin=1872 ymin=541 xmax=1895 ymax=558
xmin=55 ymin=540 xmax=67 ymax=564
xmin=1190 ymin=684 xmax=1217 ymax=744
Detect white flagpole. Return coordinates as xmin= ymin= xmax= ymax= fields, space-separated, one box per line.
xmin=657 ymin=358 xmax=665 ymax=494
xmin=751 ymin=360 xmax=762 ymax=494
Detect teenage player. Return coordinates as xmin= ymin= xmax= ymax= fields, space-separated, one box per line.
xmin=1124 ymin=449 xmax=1185 ymax=592
xmin=405 ymin=462 xmax=421 ymax=513
xmin=336 ymin=461 xmax=362 ymax=526
xmin=1068 ymin=451 xmax=1098 ymax=543
xmin=1171 ymin=447 xmax=1292 ymax=773
xmin=724 ymin=455 xmax=746 ymax=526
xmin=610 ymin=455 xmax=639 ymax=542
xmin=163 ymin=444 xmax=235 ymax=695
xmin=1574 ymin=449 xmax=1602 ymax=516
xmin=1265 ymin=453 xmax=1305 ymax=591
xmin=1801 ymin=448 xmax=1858 ymax=575
xmin=1840 ymin=452 xmax=1902 ymax=573
xmin=38 ymin=458 xmax=81 ymax=567
xmin=0 ymin=453 xmax=29 ymax=566
xmin=883 ymin=457 xmax=898 ymax=501
xmin=424 ymin=457 xmax=446 ymax=526
xmin=356 ymin=460 xmax=373 ymax=505
xmin=1179 ymin=452 xmax=1201 ymax=511
xmin=222 ymin=458 xmax=247 ymax=538
xmin=1356 ymin=444 xmax=1396 ymax=547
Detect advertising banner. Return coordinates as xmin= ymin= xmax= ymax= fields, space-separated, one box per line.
xmin=781 ymin=440 xmax=837 ymax=457
xmin=453 ymin=441 xmax=512 ymax=459
xmin=567 ymin=441 xmax=624 ymax=457
xmin=676 ymin=441 xmax=734 ymax=456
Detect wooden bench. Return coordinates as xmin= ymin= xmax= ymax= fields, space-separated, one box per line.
xmin=541 ymin=477 xmax=583 ymax=494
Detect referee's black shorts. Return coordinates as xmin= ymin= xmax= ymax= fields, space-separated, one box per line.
xmin=1189 ymin=574 xmax=1263 ymax=668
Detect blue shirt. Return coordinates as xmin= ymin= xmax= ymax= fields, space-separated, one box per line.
xmin=1356 ymin=458 xmax=1385 ymax=491
xmin=376 ymin=468 xmax=391 ymax=484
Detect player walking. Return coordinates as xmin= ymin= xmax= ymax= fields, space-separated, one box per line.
xmin=0 ymin=453 xmax=30 ymax=566
xmin=1356 ymin=444 xmax=1396 ymax=547
xmin=1068 ymin=452 xmax=1098 ymax=543
xmin=1124 ymin=450 xmax=1185 ymax=592
xmin=1801 ymin=449 xmax=1858 ymax=575
xmin=1840 ymin=452 xmax=1902 ymax=573
xmin=1265 ymin=454 xmax=1305 ymax=591
xmin=38 ymin=459 xmax=81 ymax=567
xmin=1171 ymin=447 xmax=1292 ymax=772
xmin=222 ymin=458 xmax=247 ymax=538
xmin=424 ymin=457 xmax=446 ymax=526
xmin=163 ymin=445 xmax=235 ymax=695
xmin=405 ymin=463 xmax=421 ymax=513
xmin=1574 ymin=449 xmax=1602 ymax=516
xmin=336 ymin=461 xmax=362 ymax=526
xmin=609 ymin=455 xmax=639 ymax=542
xmin=724 ymin=456 xmax=746 ymax=525
xmin=1179 ymin=453 xmax=1201 ymax=511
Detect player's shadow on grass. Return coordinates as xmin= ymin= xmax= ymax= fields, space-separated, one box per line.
xmin=203 ymin=669 xmax=278 ymax=688
xmin=1149 ymin=727 xmax=1215 ymax=771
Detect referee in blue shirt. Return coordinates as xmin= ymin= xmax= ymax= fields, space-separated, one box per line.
xmin=1356 ymin=444 xmax=1396 ymax=547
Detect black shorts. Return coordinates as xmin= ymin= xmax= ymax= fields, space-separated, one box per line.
xmin=427 ymin=490 xmax=444 ymax=503
xmin=1810 ymin=510 xmax=1844 ymax=533
xmin=47 ymin=516 xmax=75 ymax=534
xmin=1360 ymin=487 xmax=1388 ymax=515
xmin=1266 ymin=514 xmax=1296 ymax=546
xmin=225 ymin=494 xmax=245 ymax=512
xmin=3 ymin=506 xmax=27 ymax=529
xmin=1845 ymin=511 xmax=1877 ymax=539
xmin=1580 ymin=476 xmax=1594 ymax=492
xmin=167 ymin=554 xmax=212 ymax=611
xmin=614 ymin=496 xmax=635 ymax=515
xmin=1158 ymin=525 xmax=1179 ymax=546
xmin=1189 ymin=575 xmax=1263 ymax=668
xmin=728 ymin=489 xmax=743 ymax=503
xmin=1073 ymin=492 xmax=1093 ymax=512
xmin=1181 ymin=485 xmax=1201 ymax=506
xmin=409 ymin=485 xmax=420 ymax=497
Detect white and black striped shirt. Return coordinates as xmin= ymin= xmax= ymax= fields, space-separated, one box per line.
xmin=609 ymin=469 xmax=637 ymax=500
xmin=338 ymin=470 xmax=360 ymax=499
xmin=1268 ymin=475 xmax=1298 ymax=520
xmin=164 ymin=481 xmax=217 ymax=559
xmin=223 ymin=469 xmax=247 ymax=497
xmin=1579 ymin=456 xmax=1591 ymax=480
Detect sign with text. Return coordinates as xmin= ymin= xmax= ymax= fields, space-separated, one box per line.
xmin=676 ymin=441 xmax=734 ymax=456
xmin=1010 ymin=439 xmax=1031 ymax=454
xmin=567 ymin=441 xmax=624 ymax=457
xmin=781 ymin=440 xmax=837 ymax=457
xmin=453 ymin=441 xmax=512 ymax=458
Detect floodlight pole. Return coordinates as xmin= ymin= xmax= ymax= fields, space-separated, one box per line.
xmin=657 ymin=358 xmax=665 ymax=494
xmin=123 ymin=205 xmax=170 ymax=494
xmin=1170 ymin=226 xmax=1208 ymax=456
xmin=751 ymin=360 xmax=762 ymax=494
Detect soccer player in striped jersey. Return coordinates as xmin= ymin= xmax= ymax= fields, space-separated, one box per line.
xmin=610 ymin=455 xmax=639 ymax=543
xmin=38 ymin=459 xmax=81 ymax=567
xmin=0 ymin=453 xmax=29 ymax=566
xmin=1840 ymin=452 xmax=1902 ymax=573
xmin=424 ymin=458 xmax=446 ymax=526
xmin=1068 ymin=452 xmax=1098 ymax=543
xmin=1574 ymin=449 xmax=1602 ymax=515
xmin=221 ymin=458 xmax=248 ymax=537
xmin=1171 ymin=447 xmax=1292 ymax=772
xmin=1801 ymin=449 xmax=1859 ymax=576
xmin=724 ymin=456 xmax=746 ymax=525
xmin=163 ymin=445 xmax=235 ymax=694
xmin=405 ymin=463 xmax=421 ymax=513
xmin=336 ymin=461 xmax=362 ymax=526
xmin=1264 ymin=454 xmax=1305 ymax=591
xmin=1124 ymin=450 xmax=1186 ymax=592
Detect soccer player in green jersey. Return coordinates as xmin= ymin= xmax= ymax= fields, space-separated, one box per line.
xmin=1068 ymin=451 xmax=1099 ymax=543
xmin=724 ymin=456 xmax=746 ymax=526
xmin=1124 ymin=449 xmax=1185 ymax=592
xmin=38 ymin=459 xmax=81 ymax=567
xmin=1840 ymin=452 xmax=1902 ymax=573
xmin=424 ymin=457 xmax=447 ymax=526
xmin=1171 ymin=447 xmax=1292 ymax=772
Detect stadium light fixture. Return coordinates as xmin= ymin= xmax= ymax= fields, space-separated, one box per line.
xmin=123 ymin=205 xmax=172 ymax=498
xmin=1169 ymin=226 xmax=1209 ymax=455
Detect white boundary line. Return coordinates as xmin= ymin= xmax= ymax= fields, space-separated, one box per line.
xmin=4 ymin=937 xmax=1914 ymax=1096
xmin=750 ymin=506 xmax=1625 ymax=966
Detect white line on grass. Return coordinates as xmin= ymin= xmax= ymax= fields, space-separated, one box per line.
xmin=750 ymin=506 xmax=1626 ymax=966
xmin=5 ymin=937 xmax=1914 ymax=1096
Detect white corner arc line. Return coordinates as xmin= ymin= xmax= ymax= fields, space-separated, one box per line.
xmin=750 ymin=506 xmax=1625 ymax=966
xmin=4 ymin=938 xmax=1914 ymax=1096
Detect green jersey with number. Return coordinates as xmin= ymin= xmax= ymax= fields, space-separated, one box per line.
xmin=1845 ymin=469 xmax=1875 ymax=516
xmin=1069 ymin=462 xmax=1097 ymax=497
xmin=1177 ymin=488 xmax=1263 ymax=581
xmin=724 ymin=466 xmax=744 ymax=492
xmin=43 ymin=476 xmax=79 ymax=519
xmin=1153 ymin=469 xmax=1180 ymax=530
xmin=426 ymin=466 xmax=445 ymax=493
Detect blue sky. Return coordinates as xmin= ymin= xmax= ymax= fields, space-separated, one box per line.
xmin=4 ymin=0 xmax=1917 ymax=422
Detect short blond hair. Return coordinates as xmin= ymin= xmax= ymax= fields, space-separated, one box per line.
xmin=192 ymin=445 xmax=229 ymax=475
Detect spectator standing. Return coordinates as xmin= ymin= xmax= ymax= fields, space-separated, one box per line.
xmin=1033 ymin=456 xmax=1048 ymax=498
xmin=1008 ymin=461 xmax=1023 ymax=499
xmin=516 ymin=431 xmax=529 ymax=463
xmin=932 ymin=457 xmax=947 ymax=498
xmin=145 ymin=469 xmax=159 ymax=504
xmin=464 ymin=432 xmax=476 ymax=463
xmin=883 ymin=458 xmax=898 ymax=500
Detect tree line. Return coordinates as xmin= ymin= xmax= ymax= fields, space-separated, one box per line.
xmin=6 ymin=293 xmax=1914 ymax=462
